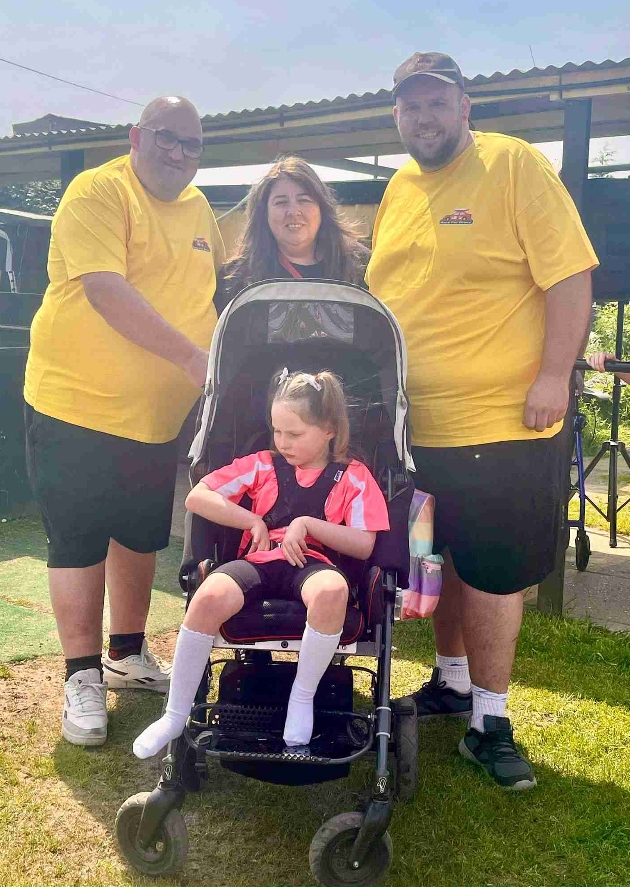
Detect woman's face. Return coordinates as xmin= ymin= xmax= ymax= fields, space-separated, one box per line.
xmin=266 ymin=176 xmax=322 ymax=259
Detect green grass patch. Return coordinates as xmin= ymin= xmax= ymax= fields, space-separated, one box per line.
xmin=0 ymin=516 xmax=186 ymax=662
xmin=569 ymin=495 xmax=630 ymax=536
xmin=2 ymin=617 xmax=630 ymax=885
xmin=0 ymin=598 xmax=61 ymax=661
xmin=3 ymin=521 xmax=630 ymax=883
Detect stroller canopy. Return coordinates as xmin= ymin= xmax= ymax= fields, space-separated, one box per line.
xmin=190 ymin=280 xmax=414 ymax=472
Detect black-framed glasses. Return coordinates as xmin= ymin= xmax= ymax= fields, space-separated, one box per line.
xmin=138 ymin=126 xmax=203 ymax=159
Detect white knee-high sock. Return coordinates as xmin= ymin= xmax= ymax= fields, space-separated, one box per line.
xmin=470 ymin=683 xmax=508 ymax=732
xmin=133 ymin=626 xmax=214 ymax=759
xmin=283 ymin=622 xmax=342 ymax=747
xmin=436 ymin=654 xmax=471 ymax=694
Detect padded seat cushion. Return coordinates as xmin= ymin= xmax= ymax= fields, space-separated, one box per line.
xmin=220 ymin=599 xmax=364 ymax=645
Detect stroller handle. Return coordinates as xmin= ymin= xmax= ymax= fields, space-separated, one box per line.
xmin=575 ymin=359 xmax=630 ymax=373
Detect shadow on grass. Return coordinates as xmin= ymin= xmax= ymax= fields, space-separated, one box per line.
xmin=49 ymin=684 xmax=630 ymax=887
xmin=394 ymin=615 xmax=630 ymax=711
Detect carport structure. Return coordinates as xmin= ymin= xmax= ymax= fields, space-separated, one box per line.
xmin=1 ymin=57 xmax=629 ymax=207
xmin=2 ymin=57 xmax=630 ymax=611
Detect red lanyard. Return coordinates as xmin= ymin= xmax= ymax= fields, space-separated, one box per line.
xmin=278 ymin=253 xmax=304 ymax=280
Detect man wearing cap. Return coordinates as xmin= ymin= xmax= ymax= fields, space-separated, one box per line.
xmin=24 ymin=96 xmax=225 ymax=746
xmin=367 ymin=53 xmax=597 ymax=789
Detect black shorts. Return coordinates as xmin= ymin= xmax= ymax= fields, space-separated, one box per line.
xmin=213 ymin=556 xmax=348 ymax=603
xmin=24 ymin=405 xmax=178 ymax=569
xmin=411 ymin=434 xmax=565 ymax=595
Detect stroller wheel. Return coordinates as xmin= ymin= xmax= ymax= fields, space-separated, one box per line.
xmin=116 ymin=792 xmax=188 ymax=876
xmin=575 ymin=530 xmax=591 ymax=572
xmin=392 ymin=696 xmax=418 ymax=801
xmin=309 ymin=812 xmax=392 ymax=887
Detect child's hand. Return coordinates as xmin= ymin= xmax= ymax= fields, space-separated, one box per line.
xmin=586 ymin=352 xmax=615 ymax=372
xmin=249 ymin=518 xmax=270 ymax=553
xmin=282 ymin=518 xmax=309 ymax=567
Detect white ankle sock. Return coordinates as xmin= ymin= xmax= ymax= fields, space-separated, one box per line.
xmin=470 ymin=683 xmax=508 ymax=732
xmin=436 ymin=654 xmax=471 ymax=694
xmin=283 ymin=623 xmax=342 ymax=747
xmin=133 ymin=626 xmax=214 ymax=759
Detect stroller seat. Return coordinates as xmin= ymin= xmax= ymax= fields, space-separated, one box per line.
xmin=221 ymin=598 xmax=364 ymax=645
xmin=188 ymin=558 xmax=388 ymax=650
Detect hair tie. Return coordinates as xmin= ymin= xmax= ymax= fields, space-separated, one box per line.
xmin=278 ymin=367 xmax=290 ymax=385
xmin=304 ymin=374 xmax=322 ymax=392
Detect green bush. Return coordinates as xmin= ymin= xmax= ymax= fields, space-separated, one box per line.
xmin=581 ymin=304 xmax=630 ymax=453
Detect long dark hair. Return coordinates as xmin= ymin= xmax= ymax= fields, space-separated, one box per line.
xmin=224 ymin=156 xmax=366 ymax=287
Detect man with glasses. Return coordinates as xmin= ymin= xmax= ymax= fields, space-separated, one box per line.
xmin=24 ymin=96 xmax=225 ymax=746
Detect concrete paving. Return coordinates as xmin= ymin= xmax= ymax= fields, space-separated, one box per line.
xmin=564 ymin=528 xmax=630 ymax=631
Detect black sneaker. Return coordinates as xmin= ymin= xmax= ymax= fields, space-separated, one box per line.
xmin=459 ymin=715 xmax=537 ymax=791
xmin=409 ymin=667 xmax=472 ymax=722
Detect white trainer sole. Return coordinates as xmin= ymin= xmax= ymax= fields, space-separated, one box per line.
xmin=103 ymin=674 xmax=169 ymax=694
xmin=62 ymin=720 xmax=107 ymax=746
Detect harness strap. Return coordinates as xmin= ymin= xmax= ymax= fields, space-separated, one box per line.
xmin=262 ymin=455 xmax=347 ymax=531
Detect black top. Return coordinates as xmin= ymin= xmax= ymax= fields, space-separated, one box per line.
xmin=214 ymin=244 xmax=371 ymax=316
xmin=286 ymin=261 xmax=324 ymax=279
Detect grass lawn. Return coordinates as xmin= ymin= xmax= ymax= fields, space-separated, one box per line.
xmin=569 ymin=495 xmax=630 ymax=537
xmin=0 ymin=517 xmax=185 ymax=662
xmin=2 ymin=517 xmax=630 ymax=885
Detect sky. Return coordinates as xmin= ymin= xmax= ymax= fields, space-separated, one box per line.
xmin=2 ymin=0 xmax=629 ymax=183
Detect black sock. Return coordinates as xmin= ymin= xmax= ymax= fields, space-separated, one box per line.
xmin=65 ymin=654 xmax=103 ymax=682
xmin=108 ymin=632 xmax=145 ymax=661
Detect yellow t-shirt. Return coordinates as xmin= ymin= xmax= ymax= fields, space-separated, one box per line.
xmin=24 ymin=155 xmax=225 ymax=443
xmin=367 ymin=132 xmax=598 ymax=448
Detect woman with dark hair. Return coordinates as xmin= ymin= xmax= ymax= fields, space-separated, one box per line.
xmin=214 ymin=156 xmax=370 ymax=313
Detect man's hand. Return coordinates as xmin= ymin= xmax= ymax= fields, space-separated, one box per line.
xmin=523 ymin=374 xmax=569 ymax=432
xmin=282 ymin=518 xmax=309 ymax=567
xmin=586 ymin=351 xmax=615 ymax=372
xmin=183 ymin=347 xmax=209 ymax=389
xmin=248 ymin=518 xmax=270 ymax=554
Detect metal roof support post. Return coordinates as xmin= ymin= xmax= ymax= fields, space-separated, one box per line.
xmin=537 ymin=98 xmax=592 ymax=616
xmin=60 ymin=149 xmax=85 ymax=194
xmin=560 ymin=99 xmax=592 ymax=213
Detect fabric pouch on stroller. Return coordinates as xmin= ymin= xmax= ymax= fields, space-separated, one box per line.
xmin=401 ymin=489 xmax=443 ymax=620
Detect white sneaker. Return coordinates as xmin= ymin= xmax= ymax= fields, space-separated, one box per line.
xmin=103 ymin=639 xmax=171 ymax=693
xmin=62 ymin=668 xmax=108 ymax=746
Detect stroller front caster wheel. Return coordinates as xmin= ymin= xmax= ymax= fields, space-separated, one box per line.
xmin=309 ymin=812 xmax=393 ymax=887
xmin=575 ymin=530 xmax=591 ymax=572
xmin=116 ymin=791 xmax=188 ymax=876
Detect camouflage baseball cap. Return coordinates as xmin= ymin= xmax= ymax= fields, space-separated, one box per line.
xmin=393 ymin=52 xmax=465 ymax=95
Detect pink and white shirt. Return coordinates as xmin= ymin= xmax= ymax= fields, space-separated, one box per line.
xmin=200 ymin=450 xmax=390 ymax=565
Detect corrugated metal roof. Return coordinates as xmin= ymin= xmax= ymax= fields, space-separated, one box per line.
xmin=466 ymin=56 xmax=630 ymax=84
xmin=3 ymin=57 xmax=629 ymax=144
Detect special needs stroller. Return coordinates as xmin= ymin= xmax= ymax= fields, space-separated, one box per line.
xmin=116 ymin=281 xmax=417 ymax=887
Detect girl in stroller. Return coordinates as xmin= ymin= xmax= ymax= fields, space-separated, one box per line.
xmin=133 ymin=368 xmax=390 ymax=758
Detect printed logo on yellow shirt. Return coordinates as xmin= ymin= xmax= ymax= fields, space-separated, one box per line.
xmin=439 ymin=208 xmax=473 ymax=225
xmin=192 ymin=236 xmax=212 ymax=252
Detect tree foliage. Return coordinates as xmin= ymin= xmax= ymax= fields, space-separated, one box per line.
xmin=582 ymin=303 xmax=630 ymax=451
xmin=589 ymin=144 xmax=616 ymax=179
xmin=0 ymin=180 xmax=61 ymax=215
